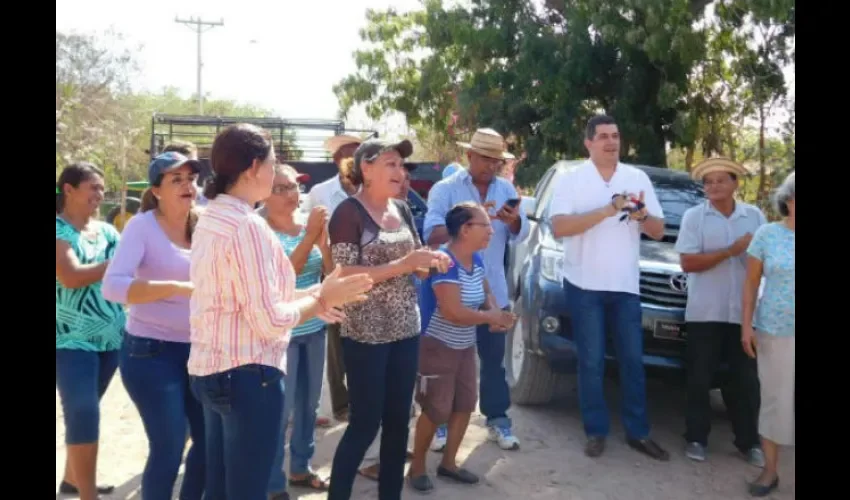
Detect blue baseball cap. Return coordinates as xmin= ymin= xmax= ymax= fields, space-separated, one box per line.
xmin=148 ymin=152 xmax=201 ymax=185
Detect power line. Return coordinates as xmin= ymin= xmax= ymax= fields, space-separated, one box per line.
xmin=175 ymin=16 xmax=224 ymax=115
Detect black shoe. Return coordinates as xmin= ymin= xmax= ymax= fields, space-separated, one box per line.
xmin=748 ymin=476 xmax=779 ymax=497
xmin=585 ymin=436 xmax=606 ymax=457
xmin=58 ymin=481 xmax=115 ymax=495
xmin=626 ymin=437 xmax=670 ymax=461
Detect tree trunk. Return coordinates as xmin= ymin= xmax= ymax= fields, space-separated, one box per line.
xmin=685 ymin=146 xmax=695 ymax=172
xmin=756 ymin=106 xmax=768 ymax=204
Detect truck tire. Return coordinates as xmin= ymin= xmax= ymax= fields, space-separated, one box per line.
xmin=505 ymin=299 xmax=575 ymax=405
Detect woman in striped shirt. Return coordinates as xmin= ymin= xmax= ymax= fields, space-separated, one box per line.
xmin=264 ymin=164 xmax=334 ymax=498
xmin=187 ymin=123 xmax=373 ymax=500
xmin=408 ymin=202 xmax=517 ymax=493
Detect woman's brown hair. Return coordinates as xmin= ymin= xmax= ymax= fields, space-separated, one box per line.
xmin=140 ymin=187 xmax=200 ymax=243
xmin=204 ymin=123 xmax=273 ymax=199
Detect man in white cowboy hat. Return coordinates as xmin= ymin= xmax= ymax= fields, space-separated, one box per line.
xmin=306 ymin=133 xmax=366 ymax=423
xmin=423 ymin=127 xmax=529 ymax=452
xmin=549 ymin=114 xmax=669 ymax=461
xmin=674 ymin=156 xmax=766 ymax=466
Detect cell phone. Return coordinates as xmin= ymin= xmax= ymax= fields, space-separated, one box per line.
xmin=505 ymin=198 xmax=521 ymax=208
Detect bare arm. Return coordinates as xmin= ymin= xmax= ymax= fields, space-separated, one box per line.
xmin=126 ymin=281 xmax=192 ymax=304
xmin=426 ymin=227 xmax=450 ymax=248
xmin=741 ymin=255 xmax=763 ymax=332
xmin=335 ymin=259 xmax=413 ymax=283
xmin=56 ymin=240 xmax=108 ymax=289
xmin=640 ymin=216 xmax=665 ymax=241
xmin=483 ymin=279 xmax=499 ymax=311
xmin=680 ymin=249 xmax=732 ymax=273
xmin=433 ymin=283 xmax=493 ymax=326
xmin=288 ymin=232 xmax=318 ymax=275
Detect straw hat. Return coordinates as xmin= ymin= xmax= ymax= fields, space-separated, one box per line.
xmin=456 ymin=128 xmax=515 ymax=160
xmin=691 ymin=157 xmax=749 ymax=180
xmin=324 ymin=134 xmax=366 ymax=155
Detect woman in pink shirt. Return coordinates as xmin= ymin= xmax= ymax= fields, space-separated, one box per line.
xmin=188 ymin=123 xmax=373 ymax=500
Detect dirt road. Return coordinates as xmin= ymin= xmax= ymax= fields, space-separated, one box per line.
xmin=56 ymin=374 xmax=795 ymax=500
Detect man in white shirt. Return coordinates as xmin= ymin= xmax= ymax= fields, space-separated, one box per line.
xmin=549 ymin=115 xmax=669 ymax=461
xmin=303 ymin=135 xmax=362 ymax=216
xmin=307 ymin=134 xmax=364 ymax=423
xmin=675 ymin=157 xmax=766 ymax=466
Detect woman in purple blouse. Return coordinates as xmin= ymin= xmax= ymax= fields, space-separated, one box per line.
xmin=102 ymin=152 xmax=205 ymax=500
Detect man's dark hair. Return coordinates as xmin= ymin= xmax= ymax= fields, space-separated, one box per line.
xmin=585 ymin=115 xmax=618 ymax=140
xmin=163 ymin=140 xmax=198 ymax=158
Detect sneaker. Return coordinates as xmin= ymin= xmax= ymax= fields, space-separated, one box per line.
xmin=430 ymin=425 xmax=447 ymax=452
xmin=488 ymin=424 xmax=520 ymax=450
xmin=743 ymin=447 xmax=766 ymax=468
xmin=685 ymin=442 xmax=706 ymax=462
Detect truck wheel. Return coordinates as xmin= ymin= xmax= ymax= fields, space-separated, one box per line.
xmin=505 ymin=299 xmax=574 ymax=405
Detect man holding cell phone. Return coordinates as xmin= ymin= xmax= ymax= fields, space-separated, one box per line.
xmin=423 ymin=128 xmax=529 ymax=452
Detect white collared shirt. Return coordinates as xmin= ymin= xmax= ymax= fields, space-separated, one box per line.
xmin=548 ymin=160 xmax=664 ymax=295
xmin=304 ymin=175 xmax=352 ymax=218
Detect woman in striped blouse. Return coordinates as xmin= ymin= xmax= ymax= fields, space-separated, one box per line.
xmin=408 ymin=202 xmax=516 ymax=493
xmin=187 ymin=123 xmax=373 ymax=500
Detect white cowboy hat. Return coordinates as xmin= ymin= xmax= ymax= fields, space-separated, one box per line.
xmin=324 ymin=134 xmax=366 ymax=155
xmin=456 ymin=128 xmax=515 ymax=160
xmin=691 ymin=157 xmax=749 ymax=180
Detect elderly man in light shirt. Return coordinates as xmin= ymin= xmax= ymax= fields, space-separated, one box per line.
xmin=424 ymin=128 xmax=529 ymax=451
xmin=674 ymin=157 xmax=766 ymax=467
xmin=304 ymin=134 xmax=364 ymax=424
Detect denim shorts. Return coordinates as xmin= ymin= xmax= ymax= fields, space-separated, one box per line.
xmin=55 ymin=349 xmax=119 ymax=444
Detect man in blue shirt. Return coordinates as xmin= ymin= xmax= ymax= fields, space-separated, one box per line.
xmin=423 ymin=128 xmax=529 ymax=451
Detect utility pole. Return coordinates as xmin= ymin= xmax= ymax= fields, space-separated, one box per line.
xmin=175 ymin=16 xmax=224 ymax=114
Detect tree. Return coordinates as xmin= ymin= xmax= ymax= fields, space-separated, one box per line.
xmin=56 ymin=29 xmax=139 ymax=174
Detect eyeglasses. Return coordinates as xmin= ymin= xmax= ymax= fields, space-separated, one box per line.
xmin=271 ymin=183 xmax=303 ymax=195
xmin=465 ymin=221 xmax=491 ymax=228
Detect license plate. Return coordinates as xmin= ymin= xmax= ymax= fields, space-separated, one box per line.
xmin=653 ymin=320 xmax=686 ymax=341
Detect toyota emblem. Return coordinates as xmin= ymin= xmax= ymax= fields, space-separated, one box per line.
xmin=669 ymin=273 xmax=688 ymax=293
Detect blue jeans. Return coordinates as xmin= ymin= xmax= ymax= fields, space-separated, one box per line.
xmin=477 ymin=320 xmax=512 ymax=428
xmin=191 ymin=364 xmax=284 ymax=500
xmin=563 ymin=279 xmax=650 ymax=440
xmin=268 ymin=329 xmax=326 ymax=494
xmin=328 ymin=335 xmax=419 ymax=500
xmin=56 ymin=349 xmax=119 ymax=444
xmin=120 ymin=333 xmax=205 ymax=500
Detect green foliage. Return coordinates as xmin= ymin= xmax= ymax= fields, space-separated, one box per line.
xmin=57 ymin=30 xmax=279 ymax=192
xmin=334 ymin=0 xmax=794 ymax=194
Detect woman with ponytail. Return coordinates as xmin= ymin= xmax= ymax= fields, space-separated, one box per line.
xmin=188 ymin=123 xmax=374 ymax=500
xmin=101 ymin=152 xmax=206 ymax=500
xmin=56 ymin=162 xmax=125 ymax=500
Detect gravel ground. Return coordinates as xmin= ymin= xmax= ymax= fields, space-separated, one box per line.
xmin=56 ymin=371 xmax=795 ymax=500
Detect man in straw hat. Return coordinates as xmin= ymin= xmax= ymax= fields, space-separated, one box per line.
xmin=674 ymin=156 xmax=766 ymax=466
xmin=306 ymin=133 xmax=366 ymax=423
xmin=423 ymin=127 xmax=529 ymax=452
xmin=549 ymin=114 xmax=669 ymax=461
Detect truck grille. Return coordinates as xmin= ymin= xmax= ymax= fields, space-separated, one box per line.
xmin=640 ymin=271 xmax=687 ymax=308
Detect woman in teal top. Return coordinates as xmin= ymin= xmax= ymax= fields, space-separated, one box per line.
xmin=265 ymin=164 xmax=335 ymax=498
xmin=742 ymin=171 xmax=795 ymax=498
xmin=55 ymin=162 xmax=126 ymax=500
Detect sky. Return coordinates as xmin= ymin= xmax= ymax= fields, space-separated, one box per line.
xmin=56 ymin=0 xmax=423 ymax=131
xmin=57 ymin=0 xmax=793 ymax=141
